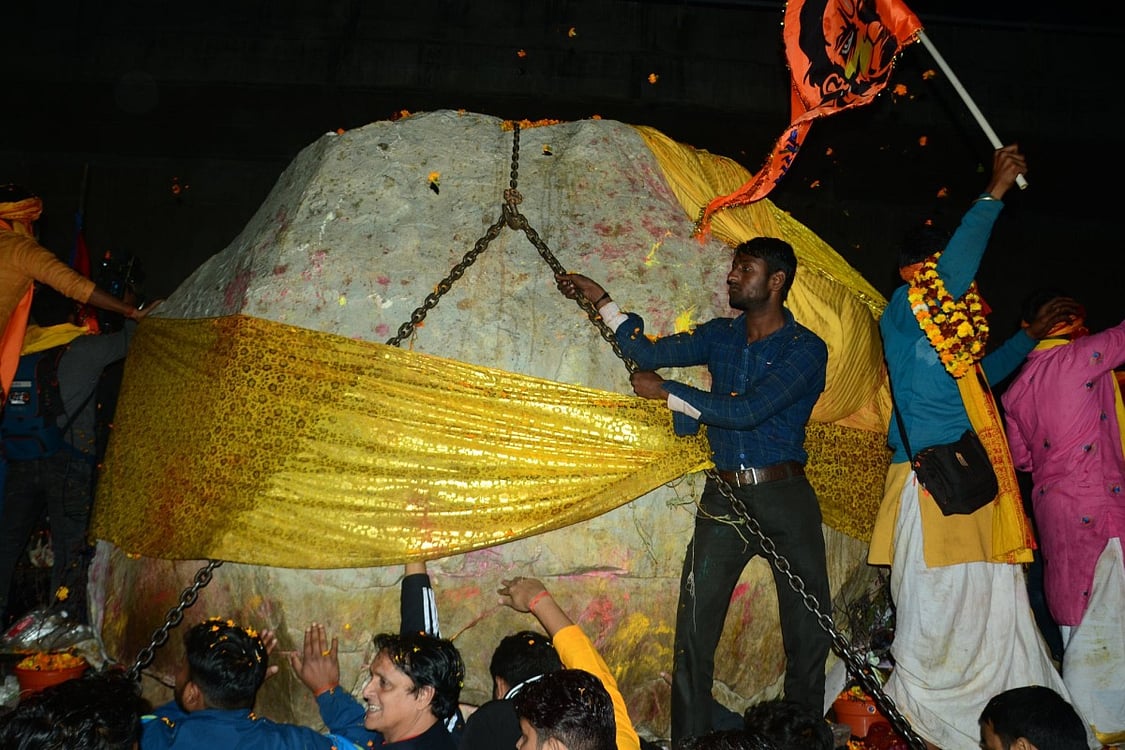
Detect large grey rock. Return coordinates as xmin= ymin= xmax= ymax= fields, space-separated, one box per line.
xmin=92 ymin=111 xmax=879 ymax=740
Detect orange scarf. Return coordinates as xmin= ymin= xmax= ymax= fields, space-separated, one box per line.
xmin=0 ymin=197 xmax=44 ymax=230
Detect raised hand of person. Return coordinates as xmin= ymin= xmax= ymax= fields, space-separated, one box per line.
xmin=498 ymin=576 xmax=572 ymax=637
xmin=982 ymin=144 xmax=1028 ymax=200
xmin=286 ymin=622 xmax=341 ymax=696
xmin=1024 ymin=296 xmax=1084 ymax=340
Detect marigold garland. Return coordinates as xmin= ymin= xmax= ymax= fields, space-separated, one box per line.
xmin=907 ymin=254 xmax=988 ymax=378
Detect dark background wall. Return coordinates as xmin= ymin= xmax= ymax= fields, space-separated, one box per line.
xmin=3 ymin=0 xmax=1123 ymax=339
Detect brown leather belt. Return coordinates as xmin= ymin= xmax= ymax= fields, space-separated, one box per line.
xmin=717 ymin=461 xmax=804 ymax=487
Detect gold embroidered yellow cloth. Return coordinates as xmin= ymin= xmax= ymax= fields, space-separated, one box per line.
xmin=90 ymin=315 xmax=712 ymax=568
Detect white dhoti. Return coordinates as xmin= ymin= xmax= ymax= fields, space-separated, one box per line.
xmin=1062 ymin=537 xmax=1125 ymax=746
xmin=884 ymin=476 xmax=1084 ymax=750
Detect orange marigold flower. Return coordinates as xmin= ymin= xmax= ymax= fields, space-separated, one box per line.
xmin=516 ymin=49 xmax=527 ymax=58
xmin=893 ymin=83 xmax=908 ymax=96
xmin=648 ymin=73 xmax=659 ymax=84
xmin=918 ymin=135 xmax=927 ymax=146
xmin=923 ymin=69 xmax=937 ymax=80
xmin=17 ymin=651 xmax=86 ymax=671
xmin=936 ymin=186 xmax=949 ymax=198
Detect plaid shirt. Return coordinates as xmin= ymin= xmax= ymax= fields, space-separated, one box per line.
xmin=615 ymin=308 xmax=826 ymax=470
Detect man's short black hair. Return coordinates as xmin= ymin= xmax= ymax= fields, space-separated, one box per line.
xmin=0 ymin=669 xmax=147 ymax=749
xmin=183 ymin=617 xmax=269 ymax=710
xmin=489 ymin=629 xmax=563 ymax=693
xmin=978 ymin=686 xmax=1088 ymax=750
xmin=742 ymin=699 xmax=833 ymax=750
xmin=897 ymin=223 xmax=951 ymax=269
xmin=734 ymin=237 xmax=797 ymax=300
xmin=373 ymin=631 xmax=465 ymax=721
xmin=513 ymin=668 xmax=616 ymax=750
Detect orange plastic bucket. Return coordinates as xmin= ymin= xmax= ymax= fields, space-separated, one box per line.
xmin=833 ymin=694 xmax=889 ymax=738
xmin=14 ymin=662 xmax=89 ymax=697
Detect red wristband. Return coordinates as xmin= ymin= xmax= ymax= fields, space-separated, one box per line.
xmin=313 ymin=682 xmax=338 ymax=697
xmin=528 ymin=591 xmax=550 ymax=612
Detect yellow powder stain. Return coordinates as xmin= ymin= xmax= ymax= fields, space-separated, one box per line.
xmin=674 ymin=307 xmax=697 ymax=334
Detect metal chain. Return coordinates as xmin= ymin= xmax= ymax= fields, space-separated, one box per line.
xmin=387 ymin=123 xmax=636 ymax=371
xmin=385 ymin=125 xmax=520 ymax=347
xmin=126 ymin=559 xmax=224 ymax=681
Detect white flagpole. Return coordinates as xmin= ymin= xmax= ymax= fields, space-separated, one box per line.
xmin=917 ymin=30 xmax=1028 ymax=189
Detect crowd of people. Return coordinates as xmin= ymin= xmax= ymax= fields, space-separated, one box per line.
xmin=1 ymin=140 xmax=1121 ymax=750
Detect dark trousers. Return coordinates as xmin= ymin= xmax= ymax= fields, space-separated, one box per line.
xmin=670 ymin=475 xmax=831 ymax=746
xmin=0 ymin=452 xmax=95 ymax=624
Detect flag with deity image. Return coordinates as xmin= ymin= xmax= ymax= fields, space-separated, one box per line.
xmin=698 ymin=0 xmax=922 ymax=232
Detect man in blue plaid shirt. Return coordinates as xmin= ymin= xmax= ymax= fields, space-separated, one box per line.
xmin=557 ymin=237 xmax=830 ymax=747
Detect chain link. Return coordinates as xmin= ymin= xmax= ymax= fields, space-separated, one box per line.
xmin=127 ymin=559 xmax=224 ymax=681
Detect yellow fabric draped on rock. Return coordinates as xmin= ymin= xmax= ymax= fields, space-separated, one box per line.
xmin=91 ymin=315 xmax=712 ymax=568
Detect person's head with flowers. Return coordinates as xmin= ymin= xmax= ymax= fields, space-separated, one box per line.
xmin=174 ymin=617 xmax=268 ymax=713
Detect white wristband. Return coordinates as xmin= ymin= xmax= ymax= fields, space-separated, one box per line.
xmin=599 ymin=301 xmax=628 ymax=331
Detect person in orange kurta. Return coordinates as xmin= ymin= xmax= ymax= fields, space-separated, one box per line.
xmin=0 ymin=184 xmax=154 ymax=398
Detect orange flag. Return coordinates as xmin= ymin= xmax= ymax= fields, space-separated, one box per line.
xmin=699 ymin=0 xmax=922 ymax=232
